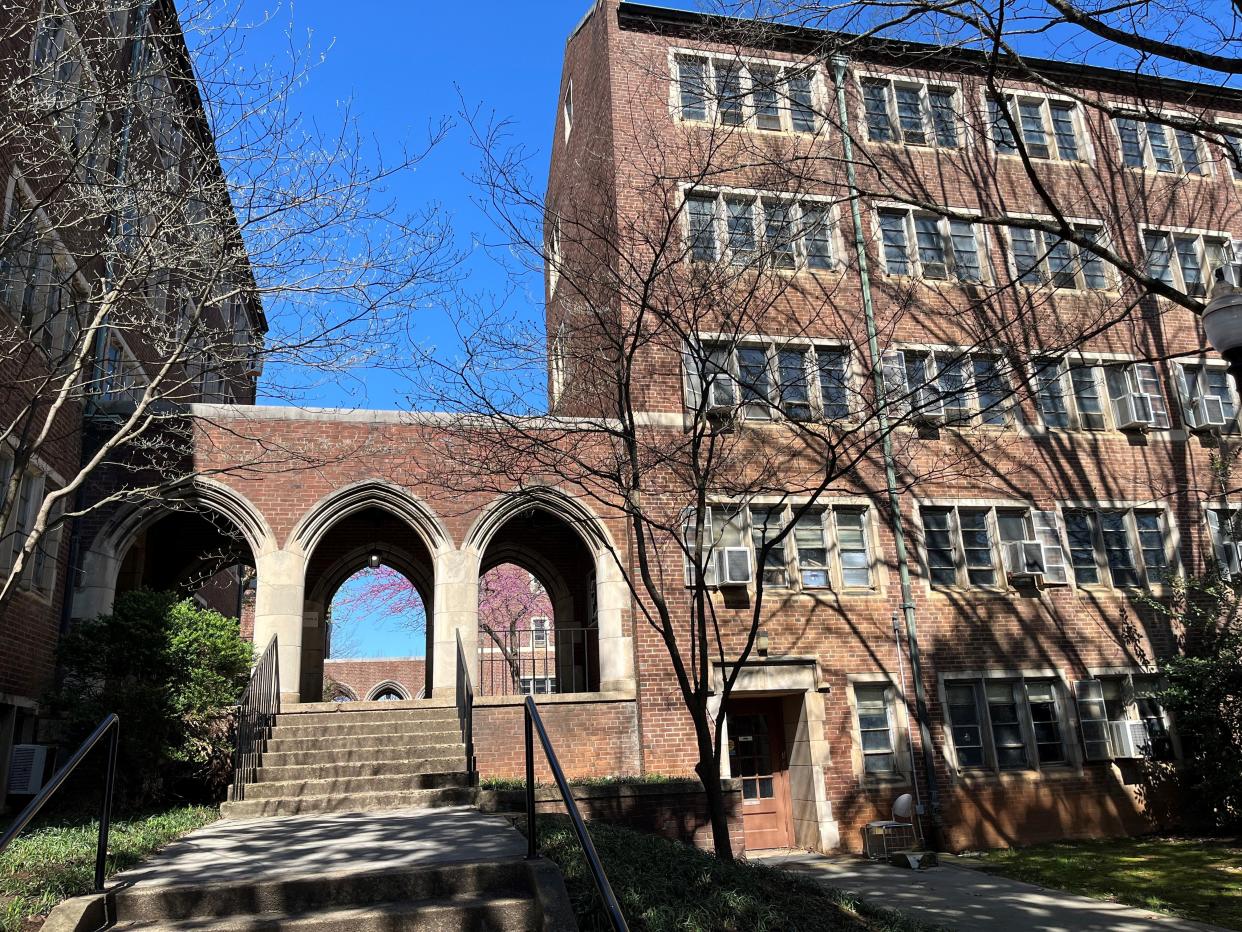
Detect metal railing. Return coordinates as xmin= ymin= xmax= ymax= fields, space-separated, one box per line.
xmin=524 ymin=696 xmax=627 ymax=931
xmin=455 ymin=629 xmax=475 ymax=773
xmin=478 ymin=626 xmax=599 ymax=696
xmin=0 ymin=714 xmax=119 ymax=892
xmin=230 ymin=634 xmax=279 ymax=801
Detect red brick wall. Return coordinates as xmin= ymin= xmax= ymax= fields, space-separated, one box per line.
xmin=324 ymin=657 xmax=427 ymax=701
xmin=473 ymin=697 xmax=643 ymax=783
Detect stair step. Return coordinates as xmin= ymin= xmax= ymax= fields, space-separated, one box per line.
xmin=112 ymin=859 xmax=531 ymax=922
xmin=254 ymin=757 xmax=467 ymax=783
xmin=271 ymin=718 xmax=462 ymax=740
xmin=241 ymin=771 xmax=472 ymax=800
xmin=265 ymin=731 xmax=462 ymax=753
xmin=220 ymin=786 xmax=478 ymax=819
xmin=259 ymin=743 xmax=466 ymax=768
xmin=275 ymin=706 xmax=459 ymax=727
xmin=113 ymin=895 xmax=539 ymax=931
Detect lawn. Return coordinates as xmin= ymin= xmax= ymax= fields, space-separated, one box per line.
xmin=527 ymin=814 xmax=941 ymax=932
xmin=0 ymin=805 xmax=217 ymax=932
xmin=973 ymin=835 xmax=1242 ymax=930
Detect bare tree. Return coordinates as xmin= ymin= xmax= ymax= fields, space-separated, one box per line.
xmin=0 ymin=0 xmax=456 ymax=609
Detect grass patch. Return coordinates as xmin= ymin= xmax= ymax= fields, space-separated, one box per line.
xmin=0 ymin=805 xmax=217 ymax=931
xmin=481 ymin=774 xmax=698 ymax=792
xmin=973 ymin=835 xmax=1242 ymax=930
xmin=527 ymin=814 xmax=940 ymax=932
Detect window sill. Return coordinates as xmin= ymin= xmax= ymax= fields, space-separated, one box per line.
xmin=863 ymin=138 xmax=965 ymax=155
xmin=675 ymin=116 xmax=823 ymax=140
xmin=994 ymin=151 xmax=1090 ymax=167
xmin=1122 ymin=164 xmax=1213 ymax=181
xmin=858 ymin=772 xmax=914 ymax=789
xmin=953 ymin=765 xmax=1082 ymax=783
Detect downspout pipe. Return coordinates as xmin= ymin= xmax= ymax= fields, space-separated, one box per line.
xmin=832 ymin=54 xmax=943 ymax=848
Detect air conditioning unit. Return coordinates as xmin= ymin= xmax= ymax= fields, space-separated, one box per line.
xmin=8 ymin=744 xmax=51 ymax=795
xmin=716 ymin=546 xmax=753 ymax=586
xmin=705 ymin=375 xmax=737 ymax=415
xmin=1185 ymin=394 xmax=1228 ymax=431
xmin=913 ymin=388 xmax=946 ymax=425
xmin=1002 ymin=540 xmax=1046 ymax=579
xmin=1212 ymin=260 xmax=1242 ymax=295
xmin=1114 ymin=392 xmax=1155 ymax=430
xmin=1216 ymin=540 xmax=1242 ymax=576
xmin=244 ymin=351 xmax=264 ymax=379
xmin=1108 ymin=720 xmax=1151 ymax=759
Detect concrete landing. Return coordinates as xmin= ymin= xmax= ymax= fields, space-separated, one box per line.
xmin=112 ymin=807 xmax=528 ymax=890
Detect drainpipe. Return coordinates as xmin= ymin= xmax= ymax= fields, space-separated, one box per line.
xmin=832 ymin=55 xmax=943 ymax=848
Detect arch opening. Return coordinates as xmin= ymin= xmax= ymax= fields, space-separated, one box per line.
xmin=302 ymin=505 xmax=434 ymax=702
xmin=476 ymin=506 xmax=600 ymax=696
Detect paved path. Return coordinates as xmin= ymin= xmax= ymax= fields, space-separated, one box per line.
xmin=111 ymin=806 xmax=528 ymax=890
xmin=757 ymin=852 xmax=1231 ymax=932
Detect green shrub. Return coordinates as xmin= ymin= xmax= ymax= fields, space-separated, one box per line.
xmin=47 ymin=591 xmax=252 ymax=806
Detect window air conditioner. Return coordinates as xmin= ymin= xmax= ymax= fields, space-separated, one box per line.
xmin=1216 ymin=541 xmax=1242 ymax=577
xmin=1114 ymin=392 xmax=1155 ymax=430
xmin=705 ymin=375 xmax=737 ymax=415
xmin=1108 ymin=720 xmax=1151 ymax=759
xmin=1185 ymin=394 xmax=1228 ymax=430
xmin=1212 ymin=260 xmax=1242 ymax=294
xmin=1002 ymin=540 xmax=1046 ymax=579
xmin=7 ymin=744 xmax=51 ymax=795
xmin=716 ymin=547 xmax=753 ymax=586
xmin=913 ymin=387 xmax=946 ymax=425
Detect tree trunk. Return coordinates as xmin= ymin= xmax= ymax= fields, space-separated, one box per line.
xmin=693 ymin=717 xmax=734 ymax=860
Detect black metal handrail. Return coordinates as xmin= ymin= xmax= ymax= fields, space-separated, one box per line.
xmin=230 ymin=634 xmax=279 ymax=801
xmin=0 ymin=714 xmax=119 ymax=892
xmin=524 ymin=695 xmax=628 ymax=931
xmin=455 ymin=629 xmax=475 ymax=773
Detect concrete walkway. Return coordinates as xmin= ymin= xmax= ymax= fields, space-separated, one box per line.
xmin=111 ymin=806 xmax=528 ymax=890
xmin=757 ymin=852 xmax=1231 ymax=932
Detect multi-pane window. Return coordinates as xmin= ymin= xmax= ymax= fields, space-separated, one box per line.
xmin=0 ymin=190 xmax=81 ymax=359
xmin=685 ymin=191 xmax=835 ymax=270
xmin=1008 ymin=225 xmax=1110 ymax=290
xmin=1221 ymin=130 xmax=1242 ymax=179
xmin=988 ymin=94 xmax=1085 ymax=161
xmin=920 ymin=505 xmax=1070 ymax=588
xmin=1089 ymin=674 xmax=1175 ymax=761
xmin=882 ymin=349 xmax=1009 ymax=426
xmin=853 ymin=684 xmax=900 ymax=775
xmin=675 ymin=55 xmax=819 ymax=133
xmin=690 ymin=339 xmax=852 ymax=422
xmin=1176 ymin=362 xmax=1238 ymax=431
xmin=1144 ymin=229 xmax=1235 ymax=298
xmin=530 ymin=616 xmax=549 ymax=648
xmin=860 ymin=77 xmax=960 ymax=148
xmin=685 ymin=503 xmax=875 ymax=591
xmin=1116 ymin=118 xmax=1207 ymax=175
xmin=1061 ymin=507 xmax=1171 ymax=588
xmin=946 ymin=678 xmax=1069 ymax=772
xmin=1206 ymin=508 xmax=1242 ymax=577
xmin=1033 ymin=358 xmax=1170 ymax=430
xmin=877 ymin=208 xmax=983 ymax=281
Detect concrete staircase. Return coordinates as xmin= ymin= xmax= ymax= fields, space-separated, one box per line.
xmin=107 ymin=856 xmax=571 ymax=931
xmin=221 ymin=702 xmax=478 ymax=819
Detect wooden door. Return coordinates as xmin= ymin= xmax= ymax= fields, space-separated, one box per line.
xmin=727 ymin=699 xmax=794 ymax=850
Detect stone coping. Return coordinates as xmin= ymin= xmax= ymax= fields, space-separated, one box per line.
xmin=474 ymin=691 xmax=636 ymax=708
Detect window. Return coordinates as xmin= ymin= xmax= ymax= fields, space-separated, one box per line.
xmin=988 ymin=94 xmax=1084 ymax=161
xmin=860 ymin=77 xmax=960 ymax=147
xmin=945 ymin=677 xmax=1069 ymax=772
xmin=1206 ymin=508 xmax=1242 ymax=577
xmin=530 ymin=616 xmax=549 ymax=648
xmin=687 ymin=339 xmax=851 ymax=422
xmin=1143 ymin=229 xmax=1234 ymax=297
xmin=675 ymin=55 xmax=819 ymax=133
xmin=519 ymin=676 xmax=555 ymax=695
xmin=685 ymin=502 xmax=875 ymax=591
xmin=563 ymin=80 xmax=573 ymax=142
xmin=1061 ymin=507 xmax=1171 ymax=588
xmin=876 ymin=208 xmax=982 ymax=282
xmin=1008 ymin=224 xmax=1110 ymax=290
xmin=1221 ymin=129 xmax=1242 ymax=180
xmin=546 ymin=216 xmax=562 ymax=295
xmin=1176 ymin=361 xmax=1239 ymax=431
xmin=919 ymin=504 xmax=1070 ymax=589
xmin=1080 ymin=674 xmax=1174 ymax=761
xmin=685 ymin=190 xmax=836 ymax=270
xmin=1033 ymin=357 xmax=1170 ymax=431
xmin=853 ymin=684 xmax=900 ymax=775
xmin=0 ymin=187 xmax=80 ymax=359
xmin=1115 ymin=117 xmax=1206 ymax=175
xmin=882 ymin=349 xmax=1009 ymax=426
xmin=28 ymin=486 xmax=63 ymax=594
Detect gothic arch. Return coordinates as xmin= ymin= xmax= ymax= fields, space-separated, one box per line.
xmin=367 ymin=680 xmax=414 ymax=701
xmin=288 ymin=480 xmax=451 ymax=558
xmin=463 ymin=485 xmax=615 ymax=558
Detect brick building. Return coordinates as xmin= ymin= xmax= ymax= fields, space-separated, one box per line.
xmin=12 ymin=0 xmax=1242 ymax=855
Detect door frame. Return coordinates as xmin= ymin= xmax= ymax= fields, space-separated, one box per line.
xmin=726 ymin=696 xmax=796 ymax=850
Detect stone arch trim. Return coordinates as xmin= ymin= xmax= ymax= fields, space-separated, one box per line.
xmin=463 ymin=485 xmax=616 ymax=557
xmin=366 ymin=679 xmax=412 ymax=701
xmin=93 ymin=477 xmax=276 ymax=562
xmin=288 ymin=480 xmax=451 ymax=558
xmin=307 ymin=544 xmax=435 ymax=609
